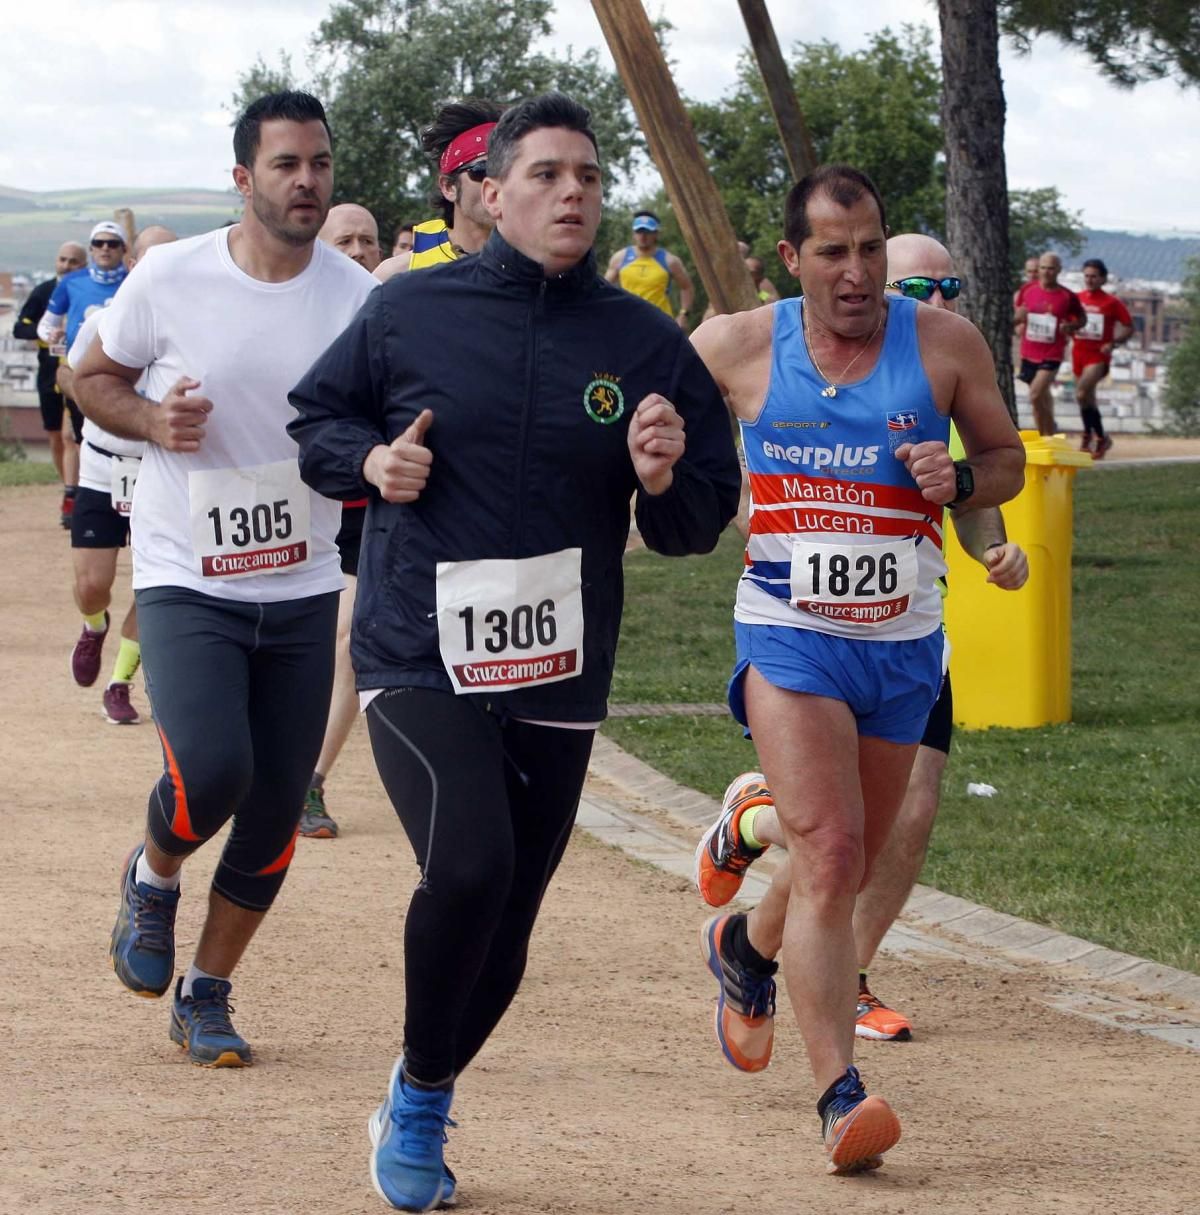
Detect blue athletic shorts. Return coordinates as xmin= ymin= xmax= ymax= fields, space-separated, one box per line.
xmin=729 ymin=621 xmax=946 ymax=745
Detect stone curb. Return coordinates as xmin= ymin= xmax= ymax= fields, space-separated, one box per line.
xmin=582 ymin=732 xmax=1200 ymax=1048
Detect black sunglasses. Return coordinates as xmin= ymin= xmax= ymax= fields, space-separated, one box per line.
xmin=887 ymin=276 xmax=961 ymax=301
xmin=461 ymin=161 xmax=488 ymax=182
xmin=91 ymin=238 xmax=124 ymax=250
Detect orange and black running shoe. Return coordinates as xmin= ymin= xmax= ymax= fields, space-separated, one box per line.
xmin=693 ymin=771 xmax=773 ymax=906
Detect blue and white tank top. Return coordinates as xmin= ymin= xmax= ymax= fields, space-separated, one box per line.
xmin=736 ymin=294 xmax=948 ymax=640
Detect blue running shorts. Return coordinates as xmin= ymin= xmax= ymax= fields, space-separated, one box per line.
xmin=729 ymin=621 xmax=946 ymax=745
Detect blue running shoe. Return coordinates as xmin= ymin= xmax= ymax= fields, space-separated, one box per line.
xmin=819 ymin=1065 xmax=901 ymax=1175
xmin=169 ymin=977 xmax=252 ymax=1067
xmin=110 ymin=844 xmax=179 ymax=997
xmin=368 ymin=1061 xmax=458 ymax=1208
xmin=370 ymin=1058 xmax=456 ymax=1212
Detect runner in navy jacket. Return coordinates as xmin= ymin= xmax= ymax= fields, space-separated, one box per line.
xmin=289 ymin=214 xmax=738 ymax=724
xmin=287 ymin=93 xmax=739 ymax=1213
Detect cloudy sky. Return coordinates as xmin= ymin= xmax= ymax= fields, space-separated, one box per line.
xmin=3 ymin=0 xmax=1197 ymax=232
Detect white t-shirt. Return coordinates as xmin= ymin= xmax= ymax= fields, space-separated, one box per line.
xmin=97 ymin=228 xmax=377 ymax=602
xmin=68 ymin=310 xmax=146 ymax=495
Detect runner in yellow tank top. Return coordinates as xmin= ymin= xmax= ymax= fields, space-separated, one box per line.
xmin=604 ymin=210 xmax=695 ymax=327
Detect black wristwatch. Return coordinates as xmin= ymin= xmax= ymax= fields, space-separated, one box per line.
xmin=950 ymin=461 xmax=975 ymax=508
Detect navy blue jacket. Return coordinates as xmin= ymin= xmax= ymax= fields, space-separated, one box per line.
xmin=288 ymin=230 xmax=740 ymax=721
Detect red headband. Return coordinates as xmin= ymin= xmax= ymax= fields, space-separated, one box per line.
xmin=440 ymin=122 xmax=497 ymax=175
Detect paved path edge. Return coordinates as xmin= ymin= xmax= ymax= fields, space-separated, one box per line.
xmin=583 ymin=733 xmax=1200 ymax=1017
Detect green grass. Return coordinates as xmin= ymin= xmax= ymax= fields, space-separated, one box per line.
xmin=0 ymin=459 xmax=59 ymax=487
xmin=606 ymin=464 xmax=1200 ymax=973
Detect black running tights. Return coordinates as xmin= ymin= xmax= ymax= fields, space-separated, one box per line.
xmin=367 ymin=688 xmax=594 ymax=1085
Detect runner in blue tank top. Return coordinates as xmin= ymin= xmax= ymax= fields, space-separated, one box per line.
xmin=690 ymin=166 xmax=1025 ymax=1176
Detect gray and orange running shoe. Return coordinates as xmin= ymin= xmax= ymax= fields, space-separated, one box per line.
xmin=700 ymin=913 xmax=776 ymax=1072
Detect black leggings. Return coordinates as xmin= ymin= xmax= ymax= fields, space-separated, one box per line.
xmin=367 ymin=688 xmax=594 ymax=1085
xmin=137 ymin=586 xmax=338 ymax=911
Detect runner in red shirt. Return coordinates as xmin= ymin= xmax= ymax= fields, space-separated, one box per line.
xmin=1014 ymin=252 xmax=1085 ymax=435
xmin=1073 ymin=258 xmax=1133 ymax=458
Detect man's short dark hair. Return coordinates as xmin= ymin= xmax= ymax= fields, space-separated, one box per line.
xmin=394 ymin=221 xmax=416 ymax=242
xmin=234 ymin=91 xmax=331 ymax=170
xmin=421 ymin=99 xmax=505 ymax=225
xmin=634 ymin=210 xmax=659 ymax=224
xmin=783 ymin=165 xmax=887 ymax=249
xmin=487 ymin=92 xmax=598 ymax=182
xmin=1083 ymin=258 xmax=1109 ymax=277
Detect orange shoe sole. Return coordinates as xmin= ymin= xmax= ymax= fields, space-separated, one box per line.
xmin=825 ymin=1095 xmax=901 ymax=1175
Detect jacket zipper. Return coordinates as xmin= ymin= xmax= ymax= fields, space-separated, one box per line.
xmin=513 ymin=279 xmax=546 ymax=551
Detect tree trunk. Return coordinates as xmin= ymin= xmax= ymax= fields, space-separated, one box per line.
xmin=938 ymin=0 xmax=1017 ymax=420
xmin=591 ymin=0 xmax=761 ymax=315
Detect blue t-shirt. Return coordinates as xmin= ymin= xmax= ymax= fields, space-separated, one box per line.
xmin=48 ymin=265 xmax=127 ymax=347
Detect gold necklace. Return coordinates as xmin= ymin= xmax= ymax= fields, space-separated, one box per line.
xmin=803 ymin=302 xmax=885 ymax=398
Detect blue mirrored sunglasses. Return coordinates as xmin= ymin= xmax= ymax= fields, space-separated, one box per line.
xmin=887 ymin=276 xmax=962 ymax=301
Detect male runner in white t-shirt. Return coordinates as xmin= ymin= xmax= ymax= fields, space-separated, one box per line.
xmin=73 ymin=92 xmax=377 ymax=1067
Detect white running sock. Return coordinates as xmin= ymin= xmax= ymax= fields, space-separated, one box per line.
xmin=181 ymin=964 xmax=227 ymax=1001
xmin=135 ymin=850 xmax=181 ymax=892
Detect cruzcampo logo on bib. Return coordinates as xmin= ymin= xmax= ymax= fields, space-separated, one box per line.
xmin=583 ymin=376 xmax=625 ymax=424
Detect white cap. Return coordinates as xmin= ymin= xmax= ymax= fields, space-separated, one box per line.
xmin=90 ymin=221 xmax=126 ymax=245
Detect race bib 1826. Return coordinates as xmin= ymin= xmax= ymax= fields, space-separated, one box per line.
xmin=789 ymin=537 xmax=918 ymax=626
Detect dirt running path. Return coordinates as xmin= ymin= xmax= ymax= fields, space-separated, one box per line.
xmin=3 ymin=482 xmax=1198 ymax=1215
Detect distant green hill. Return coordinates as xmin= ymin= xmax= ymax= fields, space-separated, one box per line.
xmin=0 ymin=186 xmax=242 ymax=275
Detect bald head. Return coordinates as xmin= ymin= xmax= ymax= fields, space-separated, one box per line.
xmin=1037 ymin=251 xmax=1062 ymax=289
xmin=133 ymin=225 xmax=177 ymax=261
xmin=319 ymin=203 xmax=381 ymax=272
xmin=886 ymin=233 xmax=958 ymax=312
xmin=56 ymin=241 xmax=87 ymax=277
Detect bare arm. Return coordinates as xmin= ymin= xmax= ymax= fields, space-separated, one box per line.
xmin=690 ymin=311 xmax=767 ymax=416
xmin=734 ymin=465 xmax=751 ymax=539
xmin=603 ymin=249 xmax=623 ymax=285
xmin=373 ymin=252 xmax=411 ymax=283
xmin=898 ymin=308 xmax=1025 ymax=509
xmin=74 ymin=339 xmax=212 ymax=452
xmin=950 ymin=506 xmax=1029 ymax=589
xmin=949 ymin=504 xmax=1006 ymax=559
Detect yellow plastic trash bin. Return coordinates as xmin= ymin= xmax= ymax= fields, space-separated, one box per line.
xmin=943 ymin=431 xmax=1093 ymax=729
